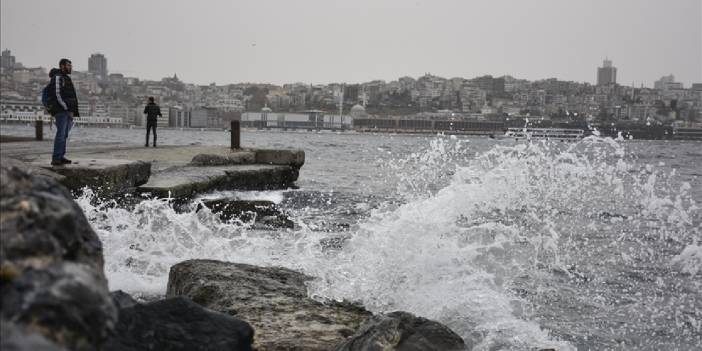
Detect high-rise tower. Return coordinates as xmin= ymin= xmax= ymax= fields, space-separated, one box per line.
xmin=597 ymin=58 xmax=617 ymax=86
xmin=88 ymin=53 xmax=108 ymax=79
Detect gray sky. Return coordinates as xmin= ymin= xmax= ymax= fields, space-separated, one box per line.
xmin=1 ymin=0 xmax=700 ymax=87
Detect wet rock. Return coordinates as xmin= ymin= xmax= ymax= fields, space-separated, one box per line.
xmin=0 ymin=321 xmax=68 ymax=351
xmin=104 ymin=297 xmax=254 ymax=351
xmin=110 ymin=290 xmax=139 ymax=309
xmin=320 ymin=234 xmax=351 ymax=250
xmin=167 ymin=259 xmax=371 ymax=351
xmin=0 ymin=157 xmax=66 ymax=183
xmin=596 ymin=211 xmax=629 ymax=220
xmin=334 ymin=311 xmax=467 ymax=351
xmin=0 ymin=161 xmax=117 ymax=350
xmin=199 ymin=198 xmax=294 ymax=228
xmin=190 ymin=152 xmax=255 ymax=166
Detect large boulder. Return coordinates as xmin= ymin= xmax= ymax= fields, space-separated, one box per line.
xmin=0 ymin=159 xmax=117 ymax=350
xmin=0 ymin=157 xmax=66 ymax=183
xmin=334 ymin=311 xmax=467 ymax=351
xmin=110 ymin=290 xmax=139 ymax=310
xmin=0 ymin=321 xmax=68 ymax=351
xmin=104 ymin=296 xmax=255 ymax=351
xmin=167 ymin=259 xmax=371 ymax=351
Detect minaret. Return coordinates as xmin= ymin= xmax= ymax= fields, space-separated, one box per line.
xmin=338 ymin=84 xmax=344 ymax=128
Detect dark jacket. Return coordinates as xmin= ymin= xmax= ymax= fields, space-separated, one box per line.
xmin=143 ymin=102 xmax=162 ymax=123
xmin=47 ymin=69 xmax=79 ymax=117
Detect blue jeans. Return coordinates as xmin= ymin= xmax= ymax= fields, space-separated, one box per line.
xmin=52 ymin=111 xmax=73 ymax=161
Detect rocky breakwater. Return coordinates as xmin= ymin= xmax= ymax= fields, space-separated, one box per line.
xmin=0 ymin=158 xmax=117 ymax=350
xmin=167 ymin=259 xmax=468 ymax=350
xmin=104 ymin=294 xmax=254 ymax=351
xmin=0 ymin=160 xmax=254 ymax=351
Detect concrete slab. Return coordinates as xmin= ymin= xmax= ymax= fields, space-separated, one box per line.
xmin=189 ymin=151 xmax=256 ymax=166
xmin=2 ymin=141 xmax=305 ymax=198
xmin=0 ymin=141 xmax=303 ymax=170
xmin=138 ymin=164 xmax=299 ymax=198
xmin=32 ymin=158 xmax=151 ymax=196
xmin=254 ymin=148 xmax=305 ymax=168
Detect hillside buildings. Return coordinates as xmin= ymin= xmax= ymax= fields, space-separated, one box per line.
xmin=1 ymin=52 xmax=700 ymax=127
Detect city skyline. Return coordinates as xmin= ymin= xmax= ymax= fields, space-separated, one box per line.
xmin=1 ymin=0 xmax=700 ymax=87
xmin=1 ymin=48 xmax=695 ymax=90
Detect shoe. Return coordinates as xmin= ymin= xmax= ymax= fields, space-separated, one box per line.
xmin=61 ymin=158 xmax=72 ymax=164
xmin=51 ymin=159 xmax=63 ymax=166
xmin=145 ymin=143 xmax=149 ymax=147
xmin=153 ymin=145 xmax=157 ymax=148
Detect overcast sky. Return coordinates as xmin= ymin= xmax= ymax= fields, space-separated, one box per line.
xmin=1 ymin=0 xmax=700 ymax=87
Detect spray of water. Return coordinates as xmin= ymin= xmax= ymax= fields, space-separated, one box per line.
xmin=77 ymin=136 xmax=700 ymax=350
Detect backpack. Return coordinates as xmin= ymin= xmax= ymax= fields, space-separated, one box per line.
xmin=41 ymin=82 xmax=51 ymax=109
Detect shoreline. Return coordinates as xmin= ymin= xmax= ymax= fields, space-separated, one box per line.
xmin=3 ymin=121 xmax=702 ymax=140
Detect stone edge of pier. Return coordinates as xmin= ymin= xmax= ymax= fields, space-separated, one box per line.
xmin=2 ymin=144 xmax=305 ymax=199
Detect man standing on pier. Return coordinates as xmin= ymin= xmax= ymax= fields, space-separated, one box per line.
xmin=143 ymin=97 xmax=161 ymax=147
xmin=47 ymin=58 xmax=79 ymax=166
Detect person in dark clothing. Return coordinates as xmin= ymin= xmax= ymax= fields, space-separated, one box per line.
xmin=46 ymin=58 xmax=79 ymax=166
xmin=143 ymin=97 xmax=161 ymax=147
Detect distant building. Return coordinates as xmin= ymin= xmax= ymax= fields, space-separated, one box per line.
xmin=1 ymin=49 xmax=16 ymax=72
xmin=692 ymin=83 xmax=702 ymax=91
xmin=0 ymin=100 xmax=51 ymax=121
xmin=78 ymin=101 xmax=91 ymax=117
xmin=11 ymin=69 xmax=32 ymax=84
xmin=88 ymin=53 xmax=108 ymax=79
xmin=157 ymin=107 xmax=170 ymax=127
xmin=472 ymin=75 xmax=505 ymax=95
xmin=168 ymin=106 xmax=191 ymax=127
xmin=349 ymin=104 xmax=367 ymax=118
xmin=655 ymin=74 xmax=675 ymax=89
xmin=655 ymin=74 xmax=683 ymax=90
xmin=241 ymin=111 xmax=351 ymax=129
xmin=596 ymin=59 xmax=617 ymax=86
xmin=190 ymin=107 xmax=221 ymax=128
xmin=460 ymin=85 xmax=487 ymax=112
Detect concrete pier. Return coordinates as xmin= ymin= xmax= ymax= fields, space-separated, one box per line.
xmin=0 ymin=140 xmax=304 ymax=199
xmin=139 ymin=164 xmax=297 ymax=198
xmin=30 ymin=158 xmax=151 ymax=196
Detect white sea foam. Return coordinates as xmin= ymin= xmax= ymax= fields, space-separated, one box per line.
xmin=195 ymin=190 xmax=286 ymax=203
xmin=672 ymin=244 xmax=702 ymax=275
xmin=77 ymin=136 xmax=699 ymax=350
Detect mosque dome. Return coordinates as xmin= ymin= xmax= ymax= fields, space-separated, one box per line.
xmin=261 ymin=106 xmax=272 ymax=112
xmin=350 ymin=104 xmax=366 ymax=117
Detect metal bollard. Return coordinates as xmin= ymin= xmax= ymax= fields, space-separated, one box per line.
xmin=230 ymin=120 xmax=240 ymax=149
xmin=35 ymin=120 xmax=43 ymax=141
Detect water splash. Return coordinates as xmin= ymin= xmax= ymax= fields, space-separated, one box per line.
xmin=672 ymin=244 xmax=702 ymax=275
xmin=77 ymin=136 xmax=701 ymax=349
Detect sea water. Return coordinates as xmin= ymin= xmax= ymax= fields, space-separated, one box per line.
xmin=3 ymin=124 xmax=700 ymax=350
